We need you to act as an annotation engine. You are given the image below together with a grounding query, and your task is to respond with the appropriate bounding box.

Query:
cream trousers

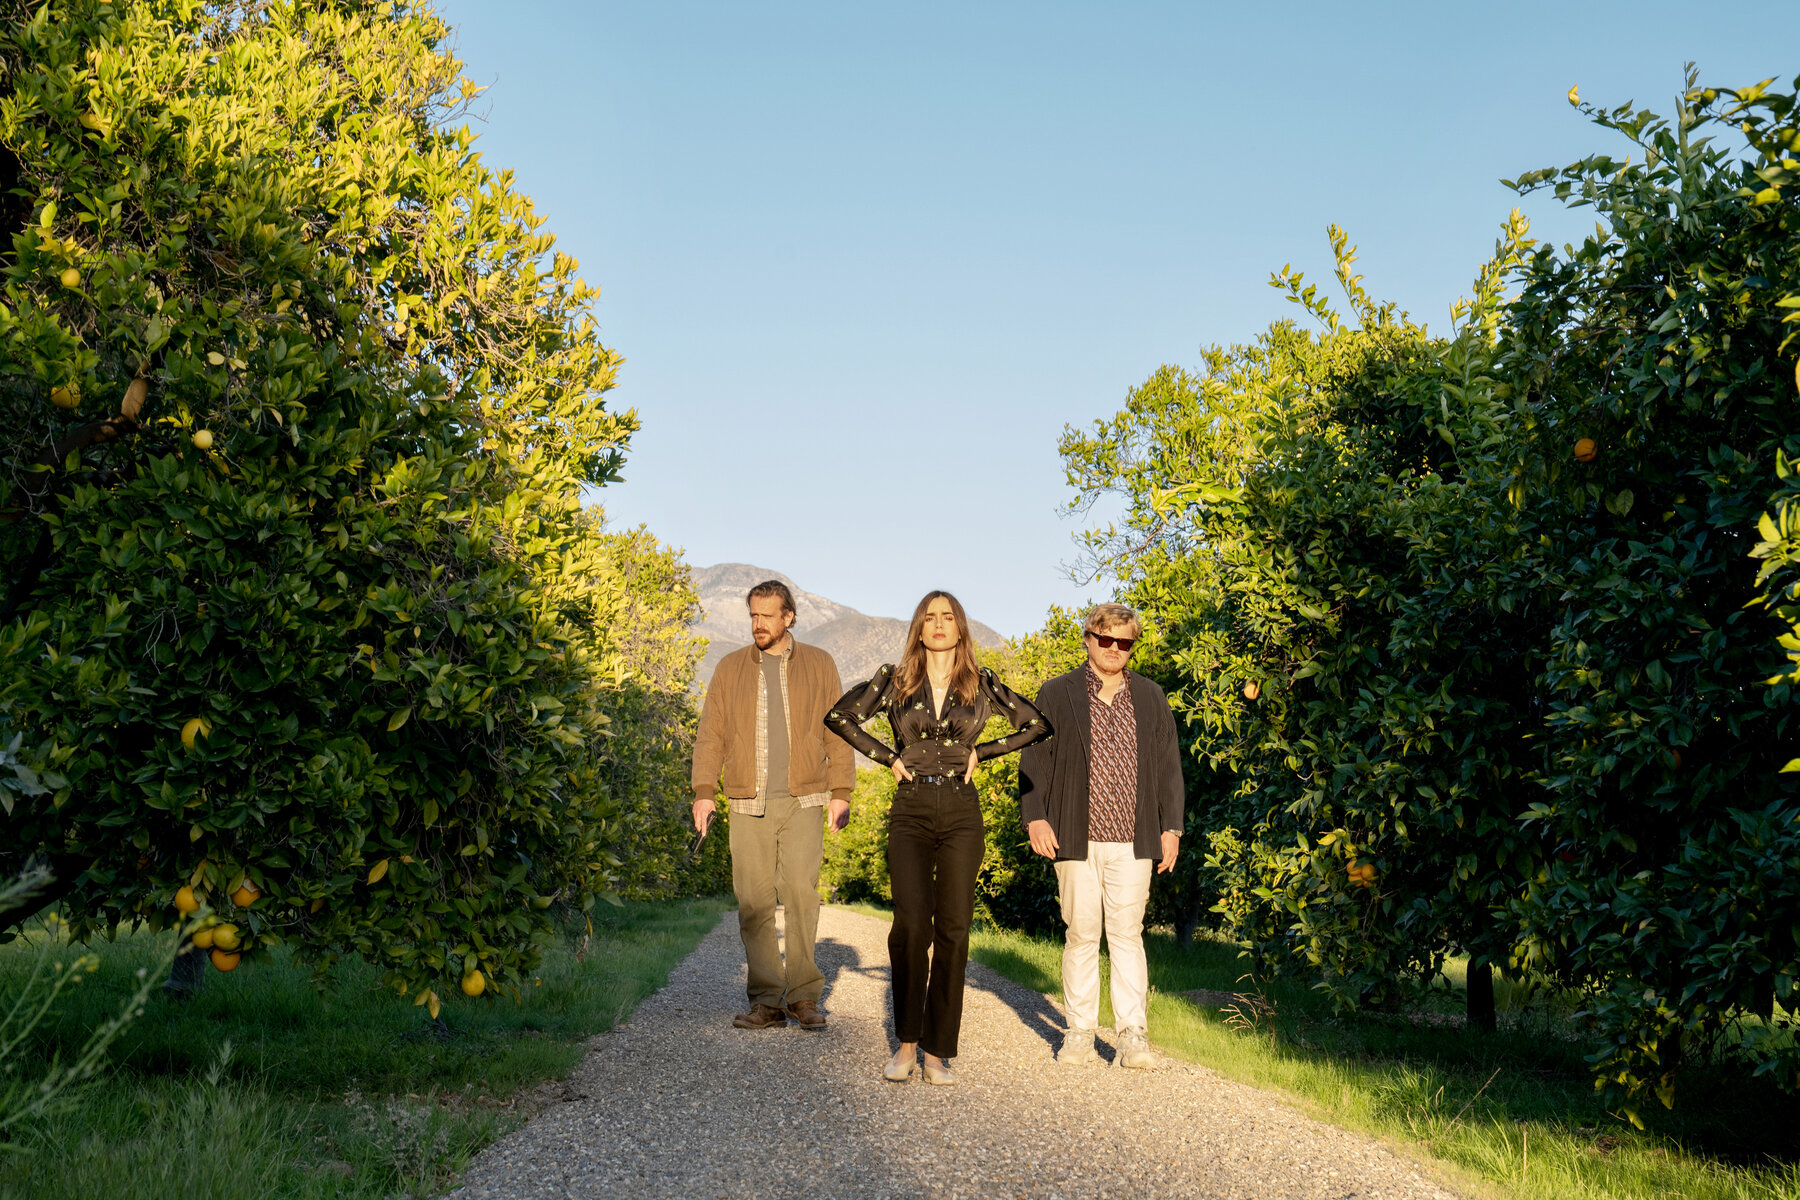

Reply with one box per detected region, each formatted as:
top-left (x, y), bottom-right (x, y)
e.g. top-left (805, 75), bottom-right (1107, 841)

top-left (1055, 841), bottom-right (1154, 1033)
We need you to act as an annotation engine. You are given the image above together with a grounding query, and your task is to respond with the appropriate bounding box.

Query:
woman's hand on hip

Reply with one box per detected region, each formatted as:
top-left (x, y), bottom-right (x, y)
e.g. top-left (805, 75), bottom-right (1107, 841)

top-left (1026, 819), bottom-right (1059, 859)
top-left (889, 758), bottom-right (914, 784)
top-left (962, 747), bottom-right (978, 784)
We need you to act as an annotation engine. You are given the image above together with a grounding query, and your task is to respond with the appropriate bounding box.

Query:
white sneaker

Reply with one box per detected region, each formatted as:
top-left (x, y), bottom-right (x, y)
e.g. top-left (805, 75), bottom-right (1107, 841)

top-left (1117, 1026), bottom-right (1155, 1070)
top-left (1057, 1029), bottom-right (1098, 1065)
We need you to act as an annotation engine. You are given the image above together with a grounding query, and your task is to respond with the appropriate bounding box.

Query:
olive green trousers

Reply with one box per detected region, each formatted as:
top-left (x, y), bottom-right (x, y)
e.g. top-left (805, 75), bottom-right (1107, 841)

top-left (729, 793), bottom-right (825, 1008)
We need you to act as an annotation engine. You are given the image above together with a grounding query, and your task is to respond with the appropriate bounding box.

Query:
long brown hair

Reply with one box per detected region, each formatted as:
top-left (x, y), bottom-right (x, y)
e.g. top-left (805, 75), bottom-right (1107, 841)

top-left (893, 590), bottom-right (982, 705)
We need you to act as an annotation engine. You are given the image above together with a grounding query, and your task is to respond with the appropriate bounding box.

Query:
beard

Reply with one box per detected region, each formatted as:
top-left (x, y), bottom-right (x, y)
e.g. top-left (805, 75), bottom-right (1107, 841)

top-left (752, 625), bottom-right (785, 650)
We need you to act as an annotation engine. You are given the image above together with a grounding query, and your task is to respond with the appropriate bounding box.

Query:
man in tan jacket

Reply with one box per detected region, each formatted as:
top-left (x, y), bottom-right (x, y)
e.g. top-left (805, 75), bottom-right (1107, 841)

top-left (692, 579), bottom-right (854, 1031)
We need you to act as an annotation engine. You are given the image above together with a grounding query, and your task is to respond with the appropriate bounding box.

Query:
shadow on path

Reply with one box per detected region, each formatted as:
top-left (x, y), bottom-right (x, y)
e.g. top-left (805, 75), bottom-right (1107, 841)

top-left (962, 961), bottom-right (1067, 1056)
top-left (450, 905), bottom-right (1465, 1200)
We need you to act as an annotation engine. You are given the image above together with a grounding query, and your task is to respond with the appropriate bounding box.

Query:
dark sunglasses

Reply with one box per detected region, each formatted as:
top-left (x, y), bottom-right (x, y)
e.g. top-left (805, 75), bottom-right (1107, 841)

top-left (1088, 633), bottom-right (1136, 651)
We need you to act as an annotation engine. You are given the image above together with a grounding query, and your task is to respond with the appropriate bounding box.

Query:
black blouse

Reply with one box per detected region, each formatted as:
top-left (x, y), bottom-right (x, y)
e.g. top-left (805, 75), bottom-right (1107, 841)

top-left (825, 664), bottom-right (1053, 777)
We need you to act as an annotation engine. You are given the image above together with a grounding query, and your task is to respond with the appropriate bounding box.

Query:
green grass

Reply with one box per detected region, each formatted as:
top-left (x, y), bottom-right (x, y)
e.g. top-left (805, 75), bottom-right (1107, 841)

top-left (0, 896), bottom-right (730, 1200)
top-left (844, 905), bottom-right (1800, 1200)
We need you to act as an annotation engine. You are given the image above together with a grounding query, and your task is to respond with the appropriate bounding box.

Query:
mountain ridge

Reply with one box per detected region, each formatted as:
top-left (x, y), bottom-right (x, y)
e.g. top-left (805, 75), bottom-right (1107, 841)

top-left (689, 563), bottom-right (1005, 690)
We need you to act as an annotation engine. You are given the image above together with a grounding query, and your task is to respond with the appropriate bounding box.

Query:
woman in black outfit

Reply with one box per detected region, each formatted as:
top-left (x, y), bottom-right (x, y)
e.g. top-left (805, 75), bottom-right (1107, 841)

top-left (825, 590), bottom-right (1050, 1085)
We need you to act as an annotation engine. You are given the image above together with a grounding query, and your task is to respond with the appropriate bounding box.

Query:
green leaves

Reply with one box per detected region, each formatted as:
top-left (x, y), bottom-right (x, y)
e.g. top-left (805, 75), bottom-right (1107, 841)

top-left (0, 0), bottom-right (702, 1008)
top-left (1492, 67), bottom-right (1800, 1106)
top-left (1061, 251), bottom-right (1540, 1010)
top-left (1061, 66), bottom-right (1800, 1107)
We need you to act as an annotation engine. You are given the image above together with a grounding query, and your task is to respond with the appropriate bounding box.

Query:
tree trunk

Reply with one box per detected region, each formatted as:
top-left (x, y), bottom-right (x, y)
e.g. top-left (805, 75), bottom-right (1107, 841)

top-left (1172, 885), bottom-right (1197, 946)
top-left (1750, 976), bottom-right (1776, 1021)
top-left (1466, 959), bottom-right (1496, 1032)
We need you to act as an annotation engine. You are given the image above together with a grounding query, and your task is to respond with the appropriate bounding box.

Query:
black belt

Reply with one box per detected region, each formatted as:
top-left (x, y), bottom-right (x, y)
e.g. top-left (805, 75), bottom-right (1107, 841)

top-left (910, 774), bottom-right (964, 786)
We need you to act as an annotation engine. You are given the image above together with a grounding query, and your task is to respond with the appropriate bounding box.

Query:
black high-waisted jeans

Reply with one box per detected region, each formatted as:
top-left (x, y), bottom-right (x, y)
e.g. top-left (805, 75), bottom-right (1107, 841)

top-left (886, 775), bottom-right (984, 1059)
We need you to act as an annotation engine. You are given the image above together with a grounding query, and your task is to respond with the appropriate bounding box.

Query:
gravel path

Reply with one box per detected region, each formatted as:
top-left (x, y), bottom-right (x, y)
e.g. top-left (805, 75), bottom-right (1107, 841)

top-left (449, 906), bottom-right (1466, 1200)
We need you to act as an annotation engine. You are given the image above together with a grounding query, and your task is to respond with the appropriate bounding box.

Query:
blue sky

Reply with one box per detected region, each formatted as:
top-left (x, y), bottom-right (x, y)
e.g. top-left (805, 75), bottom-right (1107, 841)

top-left (435, 0), bottom-right (1800, 637)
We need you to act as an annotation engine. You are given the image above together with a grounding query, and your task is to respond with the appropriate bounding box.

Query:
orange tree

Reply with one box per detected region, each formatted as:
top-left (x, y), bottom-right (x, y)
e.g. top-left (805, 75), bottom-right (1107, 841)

top-left (1500, 74), bottom-right (1800, 1110)
top-left (1059, 225), bottom-right (1551, 1021)
top-left (1060, 69), bottom-right (1800, 1110)
top-left (584, 521), bottom-right (722, 902)
top-left (0, 0), bottom-right (671, 1012)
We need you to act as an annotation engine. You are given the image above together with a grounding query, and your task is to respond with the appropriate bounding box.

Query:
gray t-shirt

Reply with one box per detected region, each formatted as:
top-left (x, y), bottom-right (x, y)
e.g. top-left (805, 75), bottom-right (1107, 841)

top-left (761, 652), bottom-right (791, 802)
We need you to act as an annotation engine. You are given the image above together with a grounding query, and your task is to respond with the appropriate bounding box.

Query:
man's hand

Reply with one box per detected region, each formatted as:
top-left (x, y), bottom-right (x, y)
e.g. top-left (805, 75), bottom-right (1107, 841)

top-left (1027, 818), bottom-right (1059, 859)
top-left (889, 758), bottom-right (915, 783)
top-left (962, 747), bottom-right (979, 784)
top-left (691, 797), bottom-right (717, 836)
top-left (827, 796), bottom-right (851, 832)
top-left (1157, 830), bottom-right (1181, 874)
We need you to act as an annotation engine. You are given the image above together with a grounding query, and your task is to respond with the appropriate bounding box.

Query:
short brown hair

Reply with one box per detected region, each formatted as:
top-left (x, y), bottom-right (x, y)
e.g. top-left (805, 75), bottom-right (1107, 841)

top-left (1083, 602), bottom-right (1140, 638)
top-left (746, 579), bottom-right (796, 618)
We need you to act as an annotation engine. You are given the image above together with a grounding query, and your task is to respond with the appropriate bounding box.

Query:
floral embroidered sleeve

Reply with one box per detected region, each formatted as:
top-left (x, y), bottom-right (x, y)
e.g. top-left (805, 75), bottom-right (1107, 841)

top-left (823, 665), bottom-right (900, 767)
top-left (973, 667), bottom-right (1053, 762)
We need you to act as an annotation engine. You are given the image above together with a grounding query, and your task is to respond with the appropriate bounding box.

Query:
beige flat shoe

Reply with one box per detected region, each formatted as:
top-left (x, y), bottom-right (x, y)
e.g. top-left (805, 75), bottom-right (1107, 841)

top-left (921, 1059), bottom-right (957, 1086)
top-left (883, 1050), bottom-right (916, 1082)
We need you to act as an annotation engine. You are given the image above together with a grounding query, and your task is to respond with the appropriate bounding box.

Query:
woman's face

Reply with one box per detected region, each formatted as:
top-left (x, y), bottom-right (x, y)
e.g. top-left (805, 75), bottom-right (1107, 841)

top-left (920, 598), bottom-right (960, 652)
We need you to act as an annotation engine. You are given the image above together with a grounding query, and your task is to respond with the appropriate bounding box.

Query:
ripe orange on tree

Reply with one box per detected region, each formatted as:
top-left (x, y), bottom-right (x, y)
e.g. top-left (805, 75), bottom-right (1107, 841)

top-left (461, 969), bottom-right (486, 997)
top-left (1574, 437), bottom-right (1598, 463)
top-left (0, 0), bottom-right (677, 1034)
top-left (210, 949), bottom-right (241, 972)
top-left (173, 885), bottom-right (199, 914)
top-left (231, 879), bottom-right (261, 907)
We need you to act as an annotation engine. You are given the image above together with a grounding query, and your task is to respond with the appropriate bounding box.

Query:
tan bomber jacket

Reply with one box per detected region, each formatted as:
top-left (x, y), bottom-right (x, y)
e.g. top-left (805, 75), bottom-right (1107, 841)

top-left (691, 638), bottom-right (856, 807)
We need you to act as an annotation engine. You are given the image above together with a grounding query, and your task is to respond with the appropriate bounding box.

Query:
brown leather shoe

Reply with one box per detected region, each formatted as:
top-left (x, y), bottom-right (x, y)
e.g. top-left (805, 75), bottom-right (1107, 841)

top-left (732, 1002), bottom-right (788, 1030)
top-left (785, 999), bottom-right (827, 1031)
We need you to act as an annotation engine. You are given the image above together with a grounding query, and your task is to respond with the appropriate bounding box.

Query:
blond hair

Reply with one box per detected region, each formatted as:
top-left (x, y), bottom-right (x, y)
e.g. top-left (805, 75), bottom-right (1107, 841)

top-left (1083, 602), bottom-right (1141, 638)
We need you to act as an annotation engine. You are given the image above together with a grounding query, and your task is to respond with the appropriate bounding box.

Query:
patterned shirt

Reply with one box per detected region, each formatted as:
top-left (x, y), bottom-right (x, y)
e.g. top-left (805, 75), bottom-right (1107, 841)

top-left (738, 637), bottom-right (829, 817)
top-left (1087, 664), bottom-right (1137, 842)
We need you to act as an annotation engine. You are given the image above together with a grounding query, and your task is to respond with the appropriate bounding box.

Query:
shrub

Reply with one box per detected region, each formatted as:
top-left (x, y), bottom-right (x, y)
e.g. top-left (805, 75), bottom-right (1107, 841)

top-left (0, 0), bottom-right (692, 1010)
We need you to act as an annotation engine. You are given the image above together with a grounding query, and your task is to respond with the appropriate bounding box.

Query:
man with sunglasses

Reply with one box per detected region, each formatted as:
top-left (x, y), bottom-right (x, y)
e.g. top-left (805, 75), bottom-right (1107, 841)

top-left (1019, 603), bottom-right (1184, 1070)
